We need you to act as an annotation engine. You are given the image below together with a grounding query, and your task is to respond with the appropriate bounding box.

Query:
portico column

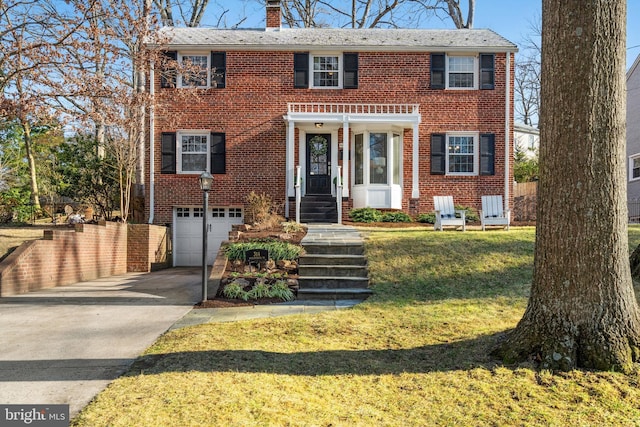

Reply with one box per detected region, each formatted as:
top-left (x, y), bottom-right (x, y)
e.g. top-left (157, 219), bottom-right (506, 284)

top-left (287, 120), bottom-right (295, 198)
top-left (342, 120), bottom-right (349, 197)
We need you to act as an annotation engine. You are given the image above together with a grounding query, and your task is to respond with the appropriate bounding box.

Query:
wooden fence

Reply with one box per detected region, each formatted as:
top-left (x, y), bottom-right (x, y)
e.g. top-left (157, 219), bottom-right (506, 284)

top-left (513, 181), bottom-right (537, 197)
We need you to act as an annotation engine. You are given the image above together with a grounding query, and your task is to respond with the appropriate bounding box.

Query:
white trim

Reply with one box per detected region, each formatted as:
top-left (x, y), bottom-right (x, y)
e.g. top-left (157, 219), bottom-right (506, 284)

top-left (310, 53), bottom-right (343, 89)
top-left (342, 121), bottom-right (349, 198)
top-left (176, 130), bottom-right (210, 174)
top-left (445, 53), bottom-right (479, 90)
top-left (286, 120), bottom-right (295, 202)
top-left (177, 52), bottom-right (210, 88)
top-left (505, 51), bottom-right (511, 210)
top-left (445, 132), bottom-right (479, 176)
top-left (629, 154), bottom-right (640, 182)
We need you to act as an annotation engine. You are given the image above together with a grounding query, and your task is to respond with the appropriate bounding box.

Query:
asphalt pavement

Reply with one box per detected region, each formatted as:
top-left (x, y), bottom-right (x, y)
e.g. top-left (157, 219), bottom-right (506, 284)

top-left (0, 268), bottom-right (357, 418)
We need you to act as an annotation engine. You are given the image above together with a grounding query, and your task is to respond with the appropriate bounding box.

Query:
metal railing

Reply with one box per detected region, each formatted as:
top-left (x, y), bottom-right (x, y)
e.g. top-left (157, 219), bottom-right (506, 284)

top-left (288, 103), bottom-right (419, 115)
top-left (630, 199), bottom-right (640, 223)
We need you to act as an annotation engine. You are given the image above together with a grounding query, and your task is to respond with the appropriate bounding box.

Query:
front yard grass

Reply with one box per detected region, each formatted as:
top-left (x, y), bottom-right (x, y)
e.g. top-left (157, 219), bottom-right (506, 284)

top-left (72, 226), bottom-right (640, 426)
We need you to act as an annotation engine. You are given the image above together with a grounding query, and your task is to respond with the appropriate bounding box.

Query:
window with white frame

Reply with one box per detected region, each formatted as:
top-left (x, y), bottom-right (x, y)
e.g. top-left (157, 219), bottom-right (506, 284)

top-left (229, 208), bottom-right (243, 218)
top-left (211, 208), bottom-right (225, 218)
top-left (178, 132), bottom-right (209, 173)
top-left (179, 53), bottom-right (209, 88)
top-left (630, 155), bottom-right (640, 181)
top-left (312, 54), bottom-right (341, 88)
top-left (193, 207), bottom-right (203, 217)
top-left (353, 130), bottom-right (402, 186)
top-left (176, 207), bottom-right (190, 217)
top-left (447, 133), bottom-right (478, 174)
top-left (431, 53), bottom-right (484, 90)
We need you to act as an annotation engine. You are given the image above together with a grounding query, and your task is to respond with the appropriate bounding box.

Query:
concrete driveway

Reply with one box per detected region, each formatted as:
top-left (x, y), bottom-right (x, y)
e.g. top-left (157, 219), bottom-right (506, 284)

top-left (0, 268), bottom-right (201, 418)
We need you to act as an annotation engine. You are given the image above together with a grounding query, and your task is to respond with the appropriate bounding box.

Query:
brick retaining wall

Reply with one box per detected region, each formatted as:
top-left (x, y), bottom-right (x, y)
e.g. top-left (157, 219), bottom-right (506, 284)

top-left (0, 222), bottom-right (171, 297)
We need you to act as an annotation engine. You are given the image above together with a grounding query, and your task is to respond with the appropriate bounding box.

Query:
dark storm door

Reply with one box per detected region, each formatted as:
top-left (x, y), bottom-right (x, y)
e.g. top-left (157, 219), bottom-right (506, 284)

top-left (306, 134), bottom-right (331, 195)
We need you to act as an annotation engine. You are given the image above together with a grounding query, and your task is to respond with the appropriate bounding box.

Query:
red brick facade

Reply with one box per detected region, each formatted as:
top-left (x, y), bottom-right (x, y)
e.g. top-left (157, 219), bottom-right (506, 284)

top-left (147, 32), bottom-right (515, 226)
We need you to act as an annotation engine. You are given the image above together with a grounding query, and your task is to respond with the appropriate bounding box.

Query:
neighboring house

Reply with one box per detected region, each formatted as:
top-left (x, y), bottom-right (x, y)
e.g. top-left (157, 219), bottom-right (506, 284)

top-left (627, 54), bottom-right (640, 210)
top-left (514, 122), bottom-right (539, 158)
top-left (146, 0), bottom-right (517, 266)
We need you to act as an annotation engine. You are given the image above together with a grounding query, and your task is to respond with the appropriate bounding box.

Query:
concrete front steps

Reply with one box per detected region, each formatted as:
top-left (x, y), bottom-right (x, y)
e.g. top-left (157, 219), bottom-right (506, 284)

top-left (297, 224), bottom-right (372, 301)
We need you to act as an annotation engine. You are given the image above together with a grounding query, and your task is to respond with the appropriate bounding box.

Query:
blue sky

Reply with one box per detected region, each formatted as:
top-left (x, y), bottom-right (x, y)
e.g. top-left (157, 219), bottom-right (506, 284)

top-left (212, 0), bottom-right (640, 69)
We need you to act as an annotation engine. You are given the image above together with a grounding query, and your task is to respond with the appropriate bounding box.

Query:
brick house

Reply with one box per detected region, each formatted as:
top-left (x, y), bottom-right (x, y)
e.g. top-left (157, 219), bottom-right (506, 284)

top-left (146, 0), bottom-right (517, 266)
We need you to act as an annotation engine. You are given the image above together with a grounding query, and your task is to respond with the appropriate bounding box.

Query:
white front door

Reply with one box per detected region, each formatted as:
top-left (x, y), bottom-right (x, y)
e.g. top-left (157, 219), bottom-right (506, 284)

top-left (173, 207), bottom-right (243, 266)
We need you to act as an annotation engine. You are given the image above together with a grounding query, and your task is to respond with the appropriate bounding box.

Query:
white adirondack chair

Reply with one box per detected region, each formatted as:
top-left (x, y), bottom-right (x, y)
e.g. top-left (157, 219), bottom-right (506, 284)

top-left (480, 195), bottom-right (511, 231)
top-left (433, 196), bottom-right (466, 231)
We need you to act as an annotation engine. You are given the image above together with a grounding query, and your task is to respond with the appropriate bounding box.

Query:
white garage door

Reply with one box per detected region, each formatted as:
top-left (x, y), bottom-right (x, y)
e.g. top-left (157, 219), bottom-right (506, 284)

top-left (174, 207), bottom-right (244, 266)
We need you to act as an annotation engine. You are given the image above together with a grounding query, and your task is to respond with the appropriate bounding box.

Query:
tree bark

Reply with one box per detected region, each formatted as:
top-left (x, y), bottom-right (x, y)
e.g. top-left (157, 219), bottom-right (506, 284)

top-left (21, 119), bottom-right (41, 210)
top-left (494, 0), bottom-right (640, 372)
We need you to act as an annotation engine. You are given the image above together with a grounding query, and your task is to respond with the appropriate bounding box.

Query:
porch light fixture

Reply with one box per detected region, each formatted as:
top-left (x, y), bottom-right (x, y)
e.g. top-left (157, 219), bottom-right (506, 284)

top-left (199, 171), bottom-right (213, 304)
top-left (314, 122), bottom-right (324, 128)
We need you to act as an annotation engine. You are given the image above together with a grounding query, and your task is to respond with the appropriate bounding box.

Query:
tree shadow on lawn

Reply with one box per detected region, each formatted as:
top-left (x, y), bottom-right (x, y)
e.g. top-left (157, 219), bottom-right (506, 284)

top-left (127, 331), bottom-right (511, 377)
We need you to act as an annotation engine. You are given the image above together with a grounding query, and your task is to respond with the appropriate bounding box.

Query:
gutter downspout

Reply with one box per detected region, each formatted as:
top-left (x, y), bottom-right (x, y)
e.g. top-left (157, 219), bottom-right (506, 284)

top-left (148, 60), bottom-right (155, 224)
top-left (504, 52), bottom-right (511, 211)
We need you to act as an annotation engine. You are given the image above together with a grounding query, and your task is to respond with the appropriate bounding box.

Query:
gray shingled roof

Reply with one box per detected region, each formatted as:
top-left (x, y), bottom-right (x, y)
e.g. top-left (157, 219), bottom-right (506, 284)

top-left (156, 27), bottom-right (517, 52)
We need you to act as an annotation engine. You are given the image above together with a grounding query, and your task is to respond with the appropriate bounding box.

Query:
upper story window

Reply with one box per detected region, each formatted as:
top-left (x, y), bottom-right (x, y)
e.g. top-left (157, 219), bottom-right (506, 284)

top-left (179, 53), bottom-right (209, 88)
top-left (448, 56), bottom-right (475, 88)
top-left (312, 55), bottom-right (341, 88)
top-left (294, 52), bottom-right (358, 89)
top-left (160, 51), bottom-right (226, 89)
top-left (430, 53), bottom-right (494, 90)
top-left (431, 132), bottom-right (495, 176)
top-left (160, 131), bottom-right (226, 175)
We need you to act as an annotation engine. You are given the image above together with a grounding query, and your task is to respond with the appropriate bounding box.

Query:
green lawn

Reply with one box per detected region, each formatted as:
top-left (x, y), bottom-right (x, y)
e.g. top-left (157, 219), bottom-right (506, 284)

top-left (72, 226), bottom-right (640, 426)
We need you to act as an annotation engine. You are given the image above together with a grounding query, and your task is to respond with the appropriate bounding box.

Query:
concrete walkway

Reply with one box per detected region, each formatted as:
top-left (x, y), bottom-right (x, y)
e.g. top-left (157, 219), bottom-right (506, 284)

top-left (0, 267), bottom-right (358, 418)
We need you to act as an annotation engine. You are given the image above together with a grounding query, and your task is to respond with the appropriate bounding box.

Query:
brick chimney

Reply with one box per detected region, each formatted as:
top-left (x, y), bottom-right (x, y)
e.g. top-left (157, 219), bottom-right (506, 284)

top-left (266, 0), bottom-right (281, 30)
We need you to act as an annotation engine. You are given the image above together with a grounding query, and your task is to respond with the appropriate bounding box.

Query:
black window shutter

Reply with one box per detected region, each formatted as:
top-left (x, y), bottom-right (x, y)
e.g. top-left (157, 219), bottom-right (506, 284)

top-left (160, 51), bottom-right (177, 88)
top-left (480, 54), bottom-right (495, 90)
top-left (430, 53), bottom-right (445, 90)
top-left (343, 53), bottom-right (358, 89)
top-left (480, 133), bottom-right (495, 175)
top-left (211, 52), bottom-right (226, 88)
top-left (210, 133), bottom-right (226, 174)
top-left (161, 132), bottom-right (176, 174)
top-left (294, 52), bottom-right (309, 88)
top-left (431, 134), bottom-right (446, 175)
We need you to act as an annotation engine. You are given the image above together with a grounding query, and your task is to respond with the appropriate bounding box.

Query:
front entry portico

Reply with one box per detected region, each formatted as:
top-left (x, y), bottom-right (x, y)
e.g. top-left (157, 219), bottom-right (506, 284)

top-left (284, 103), bottom-right (421, 220)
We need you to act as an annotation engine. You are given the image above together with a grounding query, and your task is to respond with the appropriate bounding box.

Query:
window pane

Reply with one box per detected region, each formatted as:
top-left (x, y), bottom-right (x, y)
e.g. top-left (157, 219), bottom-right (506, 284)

top-left (181, 134), bottom-right (208, 172)
top-left (448, 56), bottom-right (474, 88)
top-left (634, 158), bottom-right (640, 179)
top-left (313, 56), bottom-right (339, 87)
top-left (355, 134), bottom-right (364, 185)
top-left (448, 135), bottom-right (475, 173)
top-left (370, 133), bottom-right (387, 184)
top-left (393, 134), bottom-right (401, 185)
top-left (182, 154), bottom-right (207, 171)
top-left (181, 55), bottom-right (208, 87)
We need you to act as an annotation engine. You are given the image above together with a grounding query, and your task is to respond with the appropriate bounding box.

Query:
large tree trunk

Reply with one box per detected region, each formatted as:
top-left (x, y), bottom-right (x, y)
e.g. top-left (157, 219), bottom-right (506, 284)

top-left (494, 0), bottom-right (640, 372)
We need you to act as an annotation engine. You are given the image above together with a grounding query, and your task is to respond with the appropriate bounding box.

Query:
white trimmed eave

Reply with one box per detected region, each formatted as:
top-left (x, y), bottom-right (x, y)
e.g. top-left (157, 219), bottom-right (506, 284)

top-left (155, 44), bottom-right (517, 54)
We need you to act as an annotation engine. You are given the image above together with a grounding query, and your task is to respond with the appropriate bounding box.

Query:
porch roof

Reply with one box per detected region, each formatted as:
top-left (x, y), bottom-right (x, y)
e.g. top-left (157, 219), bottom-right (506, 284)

top-left (284, 103), bottom-right (421, 126)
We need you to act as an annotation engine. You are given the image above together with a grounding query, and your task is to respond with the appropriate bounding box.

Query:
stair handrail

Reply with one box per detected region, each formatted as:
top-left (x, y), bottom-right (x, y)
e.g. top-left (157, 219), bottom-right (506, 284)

top-left (295, 165), bottom-right (301, 223)
top-left (336, 165), bottom-right (343, 224)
